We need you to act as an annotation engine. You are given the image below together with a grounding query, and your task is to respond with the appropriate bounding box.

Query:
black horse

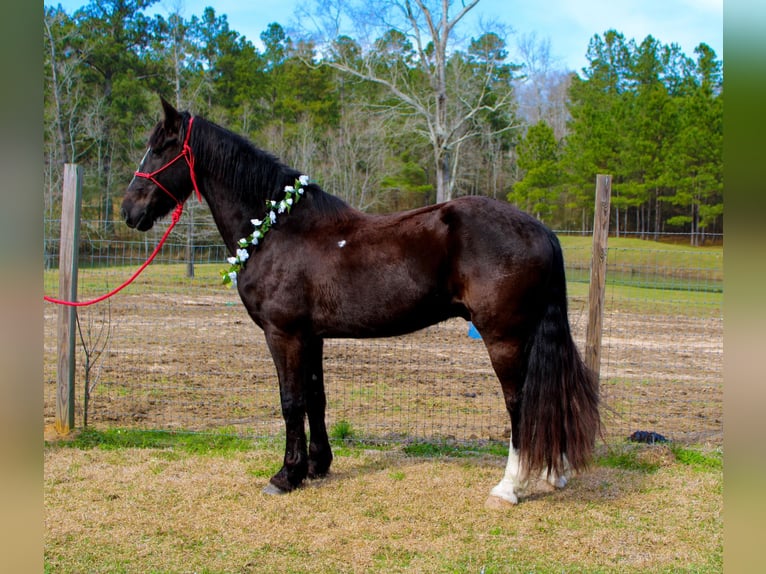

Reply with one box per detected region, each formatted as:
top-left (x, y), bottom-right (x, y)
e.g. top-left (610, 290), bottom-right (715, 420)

top-left (122, 98), bottom-right (600, 505)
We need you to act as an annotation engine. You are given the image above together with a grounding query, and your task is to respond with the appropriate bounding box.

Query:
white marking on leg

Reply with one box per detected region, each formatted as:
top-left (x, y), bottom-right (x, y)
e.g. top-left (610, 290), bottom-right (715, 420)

top-left (489, 434), bottom-right (522, 504)
top-left (541, 453), bottom-right (570, 489)
top-left (337, 240), bottom-right (346, 248)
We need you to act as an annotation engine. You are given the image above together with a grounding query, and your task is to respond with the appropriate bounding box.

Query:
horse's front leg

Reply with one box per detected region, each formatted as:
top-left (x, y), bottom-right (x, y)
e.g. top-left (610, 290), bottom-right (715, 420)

top-left (305, 336), bottom-right (333, 479)
top-left (263, 329), bottom-right (310, 494)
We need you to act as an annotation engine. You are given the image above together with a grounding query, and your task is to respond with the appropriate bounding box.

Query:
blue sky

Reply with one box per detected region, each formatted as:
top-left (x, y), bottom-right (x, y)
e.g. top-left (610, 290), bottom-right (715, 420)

top-left (48, 0), bottom-right (723, 72)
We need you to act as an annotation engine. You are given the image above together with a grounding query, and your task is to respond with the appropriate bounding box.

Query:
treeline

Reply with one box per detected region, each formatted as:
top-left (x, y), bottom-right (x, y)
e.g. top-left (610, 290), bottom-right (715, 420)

top-left (44, 0), bottom-right (722, 244)
top-left (513, 31), bottom-right (723, 243)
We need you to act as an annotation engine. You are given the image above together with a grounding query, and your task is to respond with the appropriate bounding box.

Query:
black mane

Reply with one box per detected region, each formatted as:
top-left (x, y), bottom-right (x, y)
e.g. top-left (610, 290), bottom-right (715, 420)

top-left (188, 114), bottom-right (349, 219)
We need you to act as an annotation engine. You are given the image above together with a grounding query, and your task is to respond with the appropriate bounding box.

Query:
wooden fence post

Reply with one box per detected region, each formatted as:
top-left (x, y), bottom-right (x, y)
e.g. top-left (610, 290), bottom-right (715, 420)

top-left (55, 164), bottom-right (83, 434)
top-left (585, 174), bottom-right (611, 381)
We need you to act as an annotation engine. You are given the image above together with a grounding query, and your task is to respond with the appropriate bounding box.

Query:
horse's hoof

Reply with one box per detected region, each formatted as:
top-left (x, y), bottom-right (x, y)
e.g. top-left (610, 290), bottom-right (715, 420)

top-left (307, 463), bottom-right (331, 479)
top-left (262, 483), bottom-right (289, 496)
top-left (548, 474), bottom-right (568, 489)
top-left (485, 494), bottom-right (517, 509)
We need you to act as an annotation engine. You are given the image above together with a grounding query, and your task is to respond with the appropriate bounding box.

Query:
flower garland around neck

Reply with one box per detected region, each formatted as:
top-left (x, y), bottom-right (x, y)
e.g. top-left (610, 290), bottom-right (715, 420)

top-left (220, 174), bottom-right (309, 287)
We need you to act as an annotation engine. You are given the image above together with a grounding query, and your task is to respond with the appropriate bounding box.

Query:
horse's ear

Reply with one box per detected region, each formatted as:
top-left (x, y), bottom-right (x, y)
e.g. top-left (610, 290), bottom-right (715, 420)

top-left (159, 96), bottom-right (182, 134)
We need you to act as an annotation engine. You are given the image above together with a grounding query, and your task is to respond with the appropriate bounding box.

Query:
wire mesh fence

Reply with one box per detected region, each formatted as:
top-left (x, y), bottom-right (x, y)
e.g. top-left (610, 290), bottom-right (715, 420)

top-left (43, 210), bottom-right (723, 446)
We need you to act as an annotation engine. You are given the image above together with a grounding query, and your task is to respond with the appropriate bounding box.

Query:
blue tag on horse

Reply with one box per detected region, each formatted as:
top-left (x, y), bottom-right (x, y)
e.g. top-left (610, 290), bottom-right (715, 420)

top-left (467, 322), bottom-right (482, 339)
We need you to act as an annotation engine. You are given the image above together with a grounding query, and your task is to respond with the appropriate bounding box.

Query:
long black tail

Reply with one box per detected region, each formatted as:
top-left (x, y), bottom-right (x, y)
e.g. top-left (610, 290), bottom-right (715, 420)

top-left (517, 231), bottom-right (601, 480)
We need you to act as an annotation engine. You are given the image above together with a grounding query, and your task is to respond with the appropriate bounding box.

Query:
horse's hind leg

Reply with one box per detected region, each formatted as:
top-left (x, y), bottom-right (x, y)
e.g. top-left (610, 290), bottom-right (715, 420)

top-left (482, 336), bottom-right (527, 506)
top-left (483, 335), bottom-right (570, 507)
top-left (305, 336), bottom-right (333, 479)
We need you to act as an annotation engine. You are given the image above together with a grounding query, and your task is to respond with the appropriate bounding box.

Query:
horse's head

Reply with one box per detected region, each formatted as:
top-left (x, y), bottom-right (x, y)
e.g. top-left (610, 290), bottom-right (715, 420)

top-left (121, 97), bottom-right (196, 231)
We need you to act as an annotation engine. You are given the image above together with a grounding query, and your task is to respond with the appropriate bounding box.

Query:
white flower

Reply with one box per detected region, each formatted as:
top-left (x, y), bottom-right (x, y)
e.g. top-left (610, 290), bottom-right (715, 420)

top-left (221, 176), bottom-right (309, 286)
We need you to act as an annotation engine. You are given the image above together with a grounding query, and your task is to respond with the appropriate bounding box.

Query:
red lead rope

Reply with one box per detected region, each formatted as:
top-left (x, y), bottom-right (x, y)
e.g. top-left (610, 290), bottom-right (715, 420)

top-left (44, 203), bottom-right (185, 307)
top-left (44, 117), bottom-right (201, 307)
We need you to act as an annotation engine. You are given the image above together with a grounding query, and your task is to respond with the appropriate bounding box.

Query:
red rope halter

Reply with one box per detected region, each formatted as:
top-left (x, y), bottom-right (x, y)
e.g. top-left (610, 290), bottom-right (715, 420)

top-left (44, 117), bottom-right (202, 307)
top-left (133, 116), bottom-right (202, 204)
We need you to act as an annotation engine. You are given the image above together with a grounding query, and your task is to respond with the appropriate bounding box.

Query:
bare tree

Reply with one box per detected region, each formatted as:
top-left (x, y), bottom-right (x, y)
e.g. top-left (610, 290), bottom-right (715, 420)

top-left (44, 7), bottom-right (93, 220)
top-left (304, 0), bottom-right (519, 202)
top-left (44, 11), bottom-right (68, 168)
top-left (325, 102), bottom-right (392, 210)
top-left (75, 304), bottom-right (113, 428)
top-left (514, 32), bottom-right (572, 140)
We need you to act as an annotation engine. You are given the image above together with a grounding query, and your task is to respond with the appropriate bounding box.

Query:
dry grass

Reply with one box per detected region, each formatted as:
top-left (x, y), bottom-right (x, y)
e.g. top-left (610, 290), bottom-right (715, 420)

top-left (44, 433), bottom-right (722, 573)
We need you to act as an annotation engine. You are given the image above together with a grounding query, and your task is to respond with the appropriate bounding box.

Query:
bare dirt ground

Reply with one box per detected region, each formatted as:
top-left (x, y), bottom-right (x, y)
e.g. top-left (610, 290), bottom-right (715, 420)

top-left (43, 290), bottom-right (723, 446)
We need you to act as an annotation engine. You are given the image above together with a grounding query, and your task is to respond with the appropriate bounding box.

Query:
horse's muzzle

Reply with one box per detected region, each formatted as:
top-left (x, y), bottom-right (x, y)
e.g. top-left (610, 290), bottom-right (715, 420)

top-left (121, 202), bottom-right (154, 231)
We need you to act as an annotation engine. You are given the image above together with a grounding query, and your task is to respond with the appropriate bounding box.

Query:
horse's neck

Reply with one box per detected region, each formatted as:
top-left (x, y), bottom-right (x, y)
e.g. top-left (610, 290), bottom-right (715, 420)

top-left (200, 179), bottom-right (263, 254)
top-left (193, 124), bottom-right (290, 253)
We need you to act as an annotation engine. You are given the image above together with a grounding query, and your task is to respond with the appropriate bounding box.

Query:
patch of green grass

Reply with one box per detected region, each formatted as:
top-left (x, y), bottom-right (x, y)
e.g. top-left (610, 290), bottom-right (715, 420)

top-left (559, 235), bottom-right (723, 272)
top-left (595, 442), bottom-right (723, 476)
top-left (388, 470), bottom-right (406, 481)
top-left (402, 439), bottom-right (507, 458)
top-left (48, 428), bottom-right (723, 481)
top-left (330, 419), bottom-right (355, 441)
top-left (670, 444), bottom-right (722, 470)
top-left (44, 263), bottom-right (229, 297)
top-left (246, 460), bottom-right (282, 479)
top-left (558, 235), bottom-right (724, 316)
top-left (328, 439), bottom-right (393, 459)
top-left (596, 445), bottom-right (662, 473)
top-left (566, 279), bottom-right (721, 316)
top-left (48, 427), bottom-right (256, 455)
